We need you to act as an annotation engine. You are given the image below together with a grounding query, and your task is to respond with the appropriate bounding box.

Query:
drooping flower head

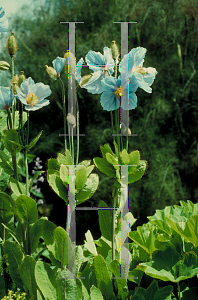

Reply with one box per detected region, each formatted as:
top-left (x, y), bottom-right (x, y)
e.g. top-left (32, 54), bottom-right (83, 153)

top-left (0, 87), bottom-right (14, 110)
top-left (119, 47), bottom-right (157, 93)
top-left (0, 7), bottom-right (8, 33)
top-left (17, 77), bottom-right (51, 111)
top-left (100, 74), bottom-right (139, 111)
top-left (52, 56), bottom-right (66, 77)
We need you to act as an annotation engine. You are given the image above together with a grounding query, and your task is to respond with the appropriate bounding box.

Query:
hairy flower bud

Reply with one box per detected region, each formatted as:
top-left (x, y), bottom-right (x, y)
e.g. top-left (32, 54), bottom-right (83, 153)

top-left (0, 61), bottom-right (10, 70)
top-left (79, 74), bottom-right (93, 88)
top-left (121, 122), bottom-right (131, 136)
top-left (11, 74), bottom-right (20, 94)
top-left (111, 41), bottom-right (119, 60)
top-left (67, 113), bottom-right (76, 128)
top-left (19, 71), bottom-right (26, 86)
top-left (6, 32), bottom-right (18, 57)
top-left (45, 65), bottom-right (57, 80)
top-left (64, 50), bottom-right (75, 74)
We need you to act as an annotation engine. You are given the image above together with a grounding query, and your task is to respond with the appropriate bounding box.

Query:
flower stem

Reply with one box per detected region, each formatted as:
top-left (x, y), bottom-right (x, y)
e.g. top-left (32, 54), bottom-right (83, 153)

top-left (71, 127), bottom-right (74, 164)
top-left (76, 93), bottom-right (79, 165)
top-left (112, 186), bottom-right (118, 262)
top-left (11, 56), bottom-right (16, 129)
top-left (7, 108), bottom-right (18, 181)
top-left (24, 150), bottom-right (29, 196)
top-left (110, 111), bottom-right (115, 145)
top-left (58, 77), bottom-right (67, 153)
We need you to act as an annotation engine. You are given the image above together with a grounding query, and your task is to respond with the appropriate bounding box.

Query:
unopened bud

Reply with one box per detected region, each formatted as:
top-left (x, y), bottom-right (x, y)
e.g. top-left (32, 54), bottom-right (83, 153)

top-left (67, 113), bottom-right (76, 128)
top-left (45, 65), bottom-right (57, 80)
top-left (79, 74), bottom-right (93, 88)
top-left (64, 50), bottom-right (75, 74)
top-left (111, 41), bottom-right (119, 60)
top-left (6, 32), bottom-right (18, 57)
top-left (0, 61), bottom-right (10, 70)
top-left (11, 74), bottom-right (20, 95)
top-left (19, 71), bottom-right (26, 86)
top-left (121, 122), bottom-right (131, 136)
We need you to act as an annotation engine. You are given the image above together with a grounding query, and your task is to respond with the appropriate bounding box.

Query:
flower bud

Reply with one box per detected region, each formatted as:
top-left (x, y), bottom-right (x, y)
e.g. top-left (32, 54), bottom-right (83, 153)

top-left (0, 61), bottom-right (10, 70)
top-left (121, 122), bottom-right (131, 136)
top-left (67, 113), bottom-right (76, 128)
top-left (11, 74), bottom-right (20, 95)
top-left (79, 74), bottom-right (93, 88)
top-left (6, 32), bottom-right (18, 57)
top-left (45, 65), bottom-right (57, 80)
top-left (111, 41), bottom-right (119, 60)
top-left (64, 50), bottom-right (75, 74)
top-left (19, 71), bottom-right (26, 86)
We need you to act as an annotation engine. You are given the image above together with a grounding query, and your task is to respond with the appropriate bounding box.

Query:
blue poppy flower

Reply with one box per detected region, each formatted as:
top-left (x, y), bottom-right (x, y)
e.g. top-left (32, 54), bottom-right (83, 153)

top-left (17, 77), bottom-right (51, 111)
top-left (52, 56), bottom-right (66, 77)
top-left (100, 74), bottom-right (139, 111)
top-left (0, 87), bottom-right (14, 110)
top-left (119, 47), bottom-right (157, 93)
top-left (0, 7), bottom-right (8, 33)
top-left (84, 47), bottom-right (115, 94)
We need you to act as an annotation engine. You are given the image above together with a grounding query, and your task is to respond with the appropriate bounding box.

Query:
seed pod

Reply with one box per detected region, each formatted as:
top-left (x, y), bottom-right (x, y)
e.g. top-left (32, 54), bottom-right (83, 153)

top-left (0, 61), bottom-right (10, 70)
top-left (6, 32), bottom-right (18, 57)
top-left (67, 113), bottom-right (76, 128)
top-left (111, 41), bottom-right (119, 60)
top-left (121, 122), bottom-right (131, 136)
top-left (19, 71), bottom-right (26, 86)
top-left (45, 65), bottom-right (57, 80)
top-left (64, 50), bottom-right (75, 74)
top-left (11, 74), bottom-right (20, 94)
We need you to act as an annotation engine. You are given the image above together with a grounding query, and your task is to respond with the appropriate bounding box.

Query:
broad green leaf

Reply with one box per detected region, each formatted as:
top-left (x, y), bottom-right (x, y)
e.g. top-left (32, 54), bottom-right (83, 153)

top-left (48, 174), bottom-right (68, 204)
top-left (166, 214), bottom-right (198, 248)
top-left (42, 220), bottom-right (57, 245)
top-left (57, 152), bottom-right (68, 165)
top-left (0, 191), bottom-right (15, 210)
top-left (93, 157), bottom-right (116, 178)
top-left (98, 201), bottom-right (112, 241)
top-left (0, 166), bottom-right (9, 192)
top-left (76, 166), bottom-right (87, 191)
top-left (90, 285), bottom-right (103, 300)
top-left (128, 223), bottom-right (158, 257)
top-left (137, 246), bottom-right (198, 283)
top-left (48, 158), bottom-right (60, 171)
top-left (147, 208), bottom-right (173, 236)
top-left (35, 261), bottom-right (57, 300)
top-left (1, 223), bottom-right (24, 253)
top-left (55, 269), bottom-right (82, 300)
top-left (94, 255), bottom-right (116, 300)
top-left (0, 161), bottom-right (14, 175)
top-left (78, 159), bottom-right (91, 168)
top-left (30, 218), bottom-right (46, 253)
top-left (109, 259), bottom-right (128, 300)
top-left (3, 129), bottom-right (23, 152)
top-left (86, 165), bottom-right (94, 177)
top-left (15, 194), bottom-right (38, 224)
top-left (129, 279), bottom-right (173, 300)
top-left (25, 130), bottom-right (42, 151)
top-left (128, 160), bottom-right (147, 184)
top-left (0, 115), bottom-right (8, 134)
top-left (84, 230), bottom-right (97, 256)
top-left (10, 177), bottom-right (26, 196)
top-left (100, 143), bottom-right (115, 159)
top-left (106, 153), bottom-right (119, 170)
top-left (53, 226), bottom-right (73, 267)
top-left (76, 173), bottom-right (99, 204)
top-left (128, 150), bottom-right (140, 174)
top-left (121, 149), bottom-right (130, 165)
top-left (3, 241), bottom-right (24, 290)
top-left (19, 256), bottom-right (37, 298)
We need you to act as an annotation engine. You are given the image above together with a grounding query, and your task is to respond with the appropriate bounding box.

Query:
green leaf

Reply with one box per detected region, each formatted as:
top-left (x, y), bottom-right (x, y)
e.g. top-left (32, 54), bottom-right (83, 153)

top-left (128, 160), bottom-right (147, 184)
top-left (98, 201), bottom-right (112, 241)
top-left (30, 218), bottom-right (46, 253)
top-left (128, 150), bottom-right (140, 174)
top-left (100, 143), bottom-right (115, 159)
top-left (25, 130), bottom-right (43, 151)
top-left (94, 255), bottom-right (116, 300)
top-left (3, 241), bottom-right (24, 290)
top-left (35, 261), bottom-right (57, 300)
top-left (0, 115), bottom-right (8, 134)
top-left (90, 285), bottom-right (103, 300)
top-left (3, 129), bottom-right (23, 153)
top-left (93, 157), bottom-right (116, 178)
top-left (15, 194), bottom-right (38, 224)
top-left (106, 153), bottom-right (119, 170)
top-left (76, 173), bottom-right (99, 205)
top-left (121, 149), bottom-right (130, 165)
top-left (53, 226), bottom-right (73, 267)
top-left (84, 230), bottom-right (98, 256)
top-left (76, 166), bottom-right (87, 191)
top-left (10, 177), bottom-right (26, 196)
top-left (19, 255), bottom-right (37, 298)
top-left (48, 173), bottom-right (68, 204)
top-left (109, 259), bottom-right (128, 299)
top-left (42, 220), bottom-right (57, 245)
top-left (0, 166), bottom-right (10, 191)
top-left (57, 152), bottom-right (68, 165)
top-left (0, 161), bottom-right (14, 175)
top-left (48, 158), bottom-right (60, 171)
top-left (86, 165), bottom-right (94, 177)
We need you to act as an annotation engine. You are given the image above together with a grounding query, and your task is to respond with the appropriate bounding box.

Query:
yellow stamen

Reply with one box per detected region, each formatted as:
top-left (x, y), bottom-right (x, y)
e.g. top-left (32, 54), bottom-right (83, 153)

top-left (114, 86), bottom-right (126, 99)
top-left (135, 66), bottom-right (148, 77)
top-left (26, 93), bottom-right (38, 106)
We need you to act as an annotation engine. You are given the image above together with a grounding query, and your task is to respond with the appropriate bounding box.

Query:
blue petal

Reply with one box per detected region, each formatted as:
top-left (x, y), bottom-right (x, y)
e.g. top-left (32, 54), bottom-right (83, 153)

top-left (0, 16), bottom-right (8, 33)
top-left (85, 50), bottom-right (104, 72)
top-left (133, 73), bottom-right (152, 93)
top-left (103, 47), bottom-right (114, 74)
top-left (52, 57), bottom-right (66, 74)
top-left (100, 91), bottom-right (120, 111)
top-left (33, 83), bottom-right (51, 101)
top-left (0, 7), bottom-right (5, 18)
top-left (75, 58), bottom-right (84, 83)
top-left (101, 76), bottom-right (118, 92)
top-left (143, 68), bottom-right (157, 86)
top-left (121, 92), bottom-right (137, 110)
top-left (20, 77), bottom-right (35, 96)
